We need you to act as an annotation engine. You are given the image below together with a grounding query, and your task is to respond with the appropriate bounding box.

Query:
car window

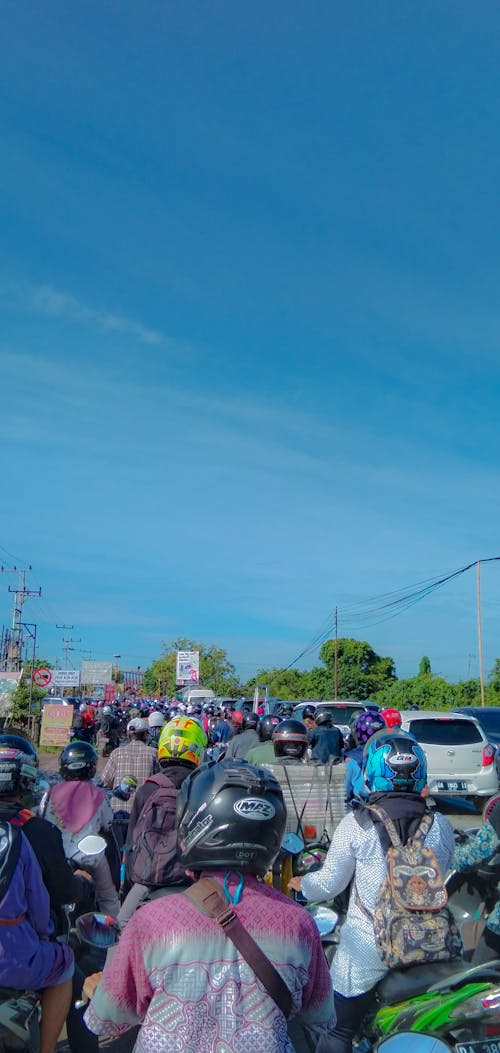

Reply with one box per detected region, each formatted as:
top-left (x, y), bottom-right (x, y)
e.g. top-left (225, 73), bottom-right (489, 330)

top-left (408, 718), bottom-right (483, 745)
top-left (319, 705), bottom-right (363, 723)
top-left (473, 713), bottom-right (500, 738)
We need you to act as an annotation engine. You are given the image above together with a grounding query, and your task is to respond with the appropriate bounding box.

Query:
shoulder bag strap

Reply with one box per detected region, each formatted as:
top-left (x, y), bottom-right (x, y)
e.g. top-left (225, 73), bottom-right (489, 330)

top-left (183, 877), bottom-right (292, 1019)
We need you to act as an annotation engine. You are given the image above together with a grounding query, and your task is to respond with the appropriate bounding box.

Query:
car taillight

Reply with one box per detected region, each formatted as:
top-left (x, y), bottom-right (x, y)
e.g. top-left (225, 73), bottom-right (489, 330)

top-left (482, 743), bottom-right (495, 767)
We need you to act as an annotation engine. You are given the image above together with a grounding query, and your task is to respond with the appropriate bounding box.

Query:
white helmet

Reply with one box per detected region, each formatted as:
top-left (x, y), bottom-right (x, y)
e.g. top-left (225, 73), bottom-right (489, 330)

top-left (127, 717), bottom-right (149, 734)
top-left (148, 711), bottom-right (164, 728)
top-left (102, 705), bottom-right (112, 715)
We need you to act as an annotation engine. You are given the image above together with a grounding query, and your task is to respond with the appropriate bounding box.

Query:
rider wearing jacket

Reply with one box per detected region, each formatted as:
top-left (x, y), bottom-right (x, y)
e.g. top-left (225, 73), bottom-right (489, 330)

top-left (41, 742), bottom-right (120, 918)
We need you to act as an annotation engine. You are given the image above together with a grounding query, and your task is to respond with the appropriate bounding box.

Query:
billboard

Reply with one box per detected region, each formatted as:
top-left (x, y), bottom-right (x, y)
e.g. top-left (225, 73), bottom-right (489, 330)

top-left (176, 650), bottom-right (200, 687)
top-left (80, 661), bottom-right (113, 686)
top-left (0, 672), bottom-right (22, 716)
top-left (39, 703), bottom-right (74, 747)
top-left (52, 669), bottom-right (80, 688)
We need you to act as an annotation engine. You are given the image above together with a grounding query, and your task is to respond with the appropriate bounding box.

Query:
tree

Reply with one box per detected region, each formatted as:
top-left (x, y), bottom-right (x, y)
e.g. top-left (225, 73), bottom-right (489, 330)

top-left (319, 639), bottom-right (396, 700)
top-left (9, 659), bottom-right (52, 726)
top-left (418, 656), bottom-right (432, 677)
top-left (373, 674), bottom-right (459, 710)
top-left (144, 638), bottom-right (240, 697)
top-left (243, 668), bottom-right (305, 701)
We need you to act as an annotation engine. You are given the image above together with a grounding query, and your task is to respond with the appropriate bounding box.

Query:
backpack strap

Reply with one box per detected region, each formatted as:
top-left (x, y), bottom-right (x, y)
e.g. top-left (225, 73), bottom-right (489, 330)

top-left (365, 804), bottom-right (403, 850)
top-left (183, 877), bottom-right (292, 1019)
top-left (410, 809), bottom-right (434, 844)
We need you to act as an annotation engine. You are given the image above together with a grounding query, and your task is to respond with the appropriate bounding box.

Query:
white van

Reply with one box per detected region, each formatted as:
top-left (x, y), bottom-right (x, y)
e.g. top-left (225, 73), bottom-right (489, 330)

top-left (183, 686), bottom-right (215, 708)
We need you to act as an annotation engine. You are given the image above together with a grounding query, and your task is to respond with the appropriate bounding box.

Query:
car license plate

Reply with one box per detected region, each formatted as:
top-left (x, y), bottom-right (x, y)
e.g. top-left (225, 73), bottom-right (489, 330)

top-left (455, 1043), bottom-right (500, 1053)
top-left (436, 780), bottom-right (468, 791)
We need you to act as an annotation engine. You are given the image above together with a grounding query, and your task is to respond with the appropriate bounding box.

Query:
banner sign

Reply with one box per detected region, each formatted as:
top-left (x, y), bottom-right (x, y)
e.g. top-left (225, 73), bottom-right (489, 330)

top-left (176, 650), bottom-right (200, 687)
top-left (80, 661), bottom-right (113, 686)
top-left (104, 683), bottom-right (116, 702)
top-left (53, 669), bottom-right (80, 688)
top-left (39, 703), bottom-right (74, 747)
top-left (0, 672), bottom-right (22, 716)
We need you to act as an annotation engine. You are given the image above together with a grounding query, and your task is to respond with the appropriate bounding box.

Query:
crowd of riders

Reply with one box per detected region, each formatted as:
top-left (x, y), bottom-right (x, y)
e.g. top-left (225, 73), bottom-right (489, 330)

top-left (0, 697), bottom-right (499, 1052)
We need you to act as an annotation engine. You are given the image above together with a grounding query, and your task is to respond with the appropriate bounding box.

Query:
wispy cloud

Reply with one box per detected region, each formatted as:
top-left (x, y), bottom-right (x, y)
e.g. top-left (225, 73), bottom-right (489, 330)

top-left (1, 278), bottom-right (165, 346)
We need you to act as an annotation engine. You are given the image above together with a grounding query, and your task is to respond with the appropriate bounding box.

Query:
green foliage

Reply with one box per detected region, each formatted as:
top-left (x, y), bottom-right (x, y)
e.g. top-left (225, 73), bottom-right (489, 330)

top-left (9, 660), bottom-right (49, 725)
top-left (418, 656), bottom-right (432, 676)
top-left (144, 638), bottom-right (240, 697)
top-left (319, 638), bottom-right (396, 700)
top-left (373, 674), bottom-right (458, 710)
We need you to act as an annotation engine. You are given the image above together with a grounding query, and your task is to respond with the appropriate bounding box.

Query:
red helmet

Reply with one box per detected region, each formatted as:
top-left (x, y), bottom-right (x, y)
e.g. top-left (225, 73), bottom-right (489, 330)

top-left (231, 710), bottom-right (244, 727)
top-left (381, 708), bottom-right (402, 729)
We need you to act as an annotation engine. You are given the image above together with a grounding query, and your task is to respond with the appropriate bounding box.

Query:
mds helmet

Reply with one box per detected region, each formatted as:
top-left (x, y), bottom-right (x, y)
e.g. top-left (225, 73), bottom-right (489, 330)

top-left (177, 759), bottom-right (286, 874)
top-left (272, 719), bottom-right (308, 759)
top-left (363, 729), bottom-right (427, 794)
top-left (259, 715), bottom-right (280, 741)
top-left (350, 710), bottom-right (386, 746)
top-left (157, 716), bottom-right (207, 768)
top-left (60, 741), bottom-right (97, 781)
top-left (243, 712), bottom-right (259, 731)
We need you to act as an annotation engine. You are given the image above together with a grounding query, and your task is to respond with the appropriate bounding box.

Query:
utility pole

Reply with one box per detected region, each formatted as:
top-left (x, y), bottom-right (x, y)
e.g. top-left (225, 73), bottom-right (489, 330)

top-left (56, 625), bottom-right (74, 668)
top-left (0, 565), bottom-right (41, 672)
top-left (477, 560), bottom-right (485, 706)
top-left (61, 637), bottom-right (81, 668)
top-left (334, 606), bottom-right (339, 701)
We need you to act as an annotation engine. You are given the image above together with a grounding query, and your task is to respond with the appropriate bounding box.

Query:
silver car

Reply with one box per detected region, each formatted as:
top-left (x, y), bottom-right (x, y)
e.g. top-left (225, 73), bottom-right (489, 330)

top-left (399, 710), bottom-right (498, 806)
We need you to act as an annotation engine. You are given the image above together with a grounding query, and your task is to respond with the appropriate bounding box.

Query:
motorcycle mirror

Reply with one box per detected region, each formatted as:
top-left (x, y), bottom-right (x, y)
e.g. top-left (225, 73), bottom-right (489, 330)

top-left (309, 905), bottom-right (338, 936)
top-left (375, 1034), bottom-right (453, 1053)
top-left (77, 835), bottom-right (107, 857)
top-left (282, 832), bottom-right (304, 855)
top-left (76, 911), bottom-right (120, 948)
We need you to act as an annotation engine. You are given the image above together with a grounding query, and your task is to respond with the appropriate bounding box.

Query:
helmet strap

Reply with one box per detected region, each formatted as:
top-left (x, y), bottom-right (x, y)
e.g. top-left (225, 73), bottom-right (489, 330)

top-left (223, 870), bottom-right (244, 904)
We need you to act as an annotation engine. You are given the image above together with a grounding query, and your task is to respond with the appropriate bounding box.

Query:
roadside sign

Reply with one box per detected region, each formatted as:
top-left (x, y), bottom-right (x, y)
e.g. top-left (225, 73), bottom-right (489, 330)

top-left (176, 651), bottom-right (200, 687)
top-left (33, 667), bottom-right (52, 688)
top-left (40, 703), bottom-right (73, 747)
top-left (52, 669), bottom-right (80, 688)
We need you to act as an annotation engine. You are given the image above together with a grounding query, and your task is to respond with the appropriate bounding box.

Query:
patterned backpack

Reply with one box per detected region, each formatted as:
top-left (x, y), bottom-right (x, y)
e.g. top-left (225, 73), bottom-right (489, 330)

top-left (355, 803), bottom-right (462, 969)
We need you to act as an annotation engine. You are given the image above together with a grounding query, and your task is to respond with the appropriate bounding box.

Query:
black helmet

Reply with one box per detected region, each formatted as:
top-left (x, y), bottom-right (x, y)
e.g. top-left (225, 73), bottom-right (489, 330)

top-left (243, 712), bottom-right (259, 731)
top-left (272, 719), bottom-right (308, 759)
top-left (0, 736), bottom-right (38, 795)
top-left (302, 705), bottom-right (316, 721)
top-left (0, 734), bottom-right (38, 768)
top-left (314, 710), bottom-right (333, 728)
top-left (177, 759), bottom-right (286, 875)
top-left (60, 741), bottom-right (97, 781)
top-left (0, 749), bottom-right (24, 796)
top-left (259, 715), bottom-right (280, 742)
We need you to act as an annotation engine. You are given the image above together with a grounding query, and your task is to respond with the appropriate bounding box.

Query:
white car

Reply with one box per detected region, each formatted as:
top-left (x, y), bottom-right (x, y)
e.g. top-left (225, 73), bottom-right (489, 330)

top-left (399, 710), bottom-right (498, 806)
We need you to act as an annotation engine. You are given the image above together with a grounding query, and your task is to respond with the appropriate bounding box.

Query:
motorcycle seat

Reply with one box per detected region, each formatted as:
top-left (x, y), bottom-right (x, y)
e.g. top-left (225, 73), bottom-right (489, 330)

top-left (377, 957), bottom-right (467, 1002)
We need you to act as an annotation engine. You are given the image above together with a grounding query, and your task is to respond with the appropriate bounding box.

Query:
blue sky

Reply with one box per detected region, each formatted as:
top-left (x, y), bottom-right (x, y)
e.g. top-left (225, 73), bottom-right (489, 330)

top-left (1, 2), bottom-right (500, 683)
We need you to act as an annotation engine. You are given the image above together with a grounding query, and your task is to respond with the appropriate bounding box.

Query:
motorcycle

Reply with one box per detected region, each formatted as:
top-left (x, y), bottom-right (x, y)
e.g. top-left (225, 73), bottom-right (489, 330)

top-left (0, 837), bottom-right (119, 1053)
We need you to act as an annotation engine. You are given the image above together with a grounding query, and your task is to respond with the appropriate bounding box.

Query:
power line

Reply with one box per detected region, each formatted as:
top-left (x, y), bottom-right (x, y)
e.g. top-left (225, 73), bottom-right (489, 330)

top-left (283, 557), bottom-right (500, 671)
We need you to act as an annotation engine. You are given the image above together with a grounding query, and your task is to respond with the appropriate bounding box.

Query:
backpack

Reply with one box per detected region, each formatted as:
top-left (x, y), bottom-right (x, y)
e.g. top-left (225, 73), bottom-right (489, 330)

top-left (0, 820), bottom-right (22, 901)
top-left (354, 803), bottom-right (462, 969)
top-left (126, 774), bottom-right (183, 888)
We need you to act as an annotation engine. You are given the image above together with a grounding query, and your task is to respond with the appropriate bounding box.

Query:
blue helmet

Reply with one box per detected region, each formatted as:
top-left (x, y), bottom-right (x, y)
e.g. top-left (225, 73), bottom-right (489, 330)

top-left (362, 729), bottom-right (427, 794)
